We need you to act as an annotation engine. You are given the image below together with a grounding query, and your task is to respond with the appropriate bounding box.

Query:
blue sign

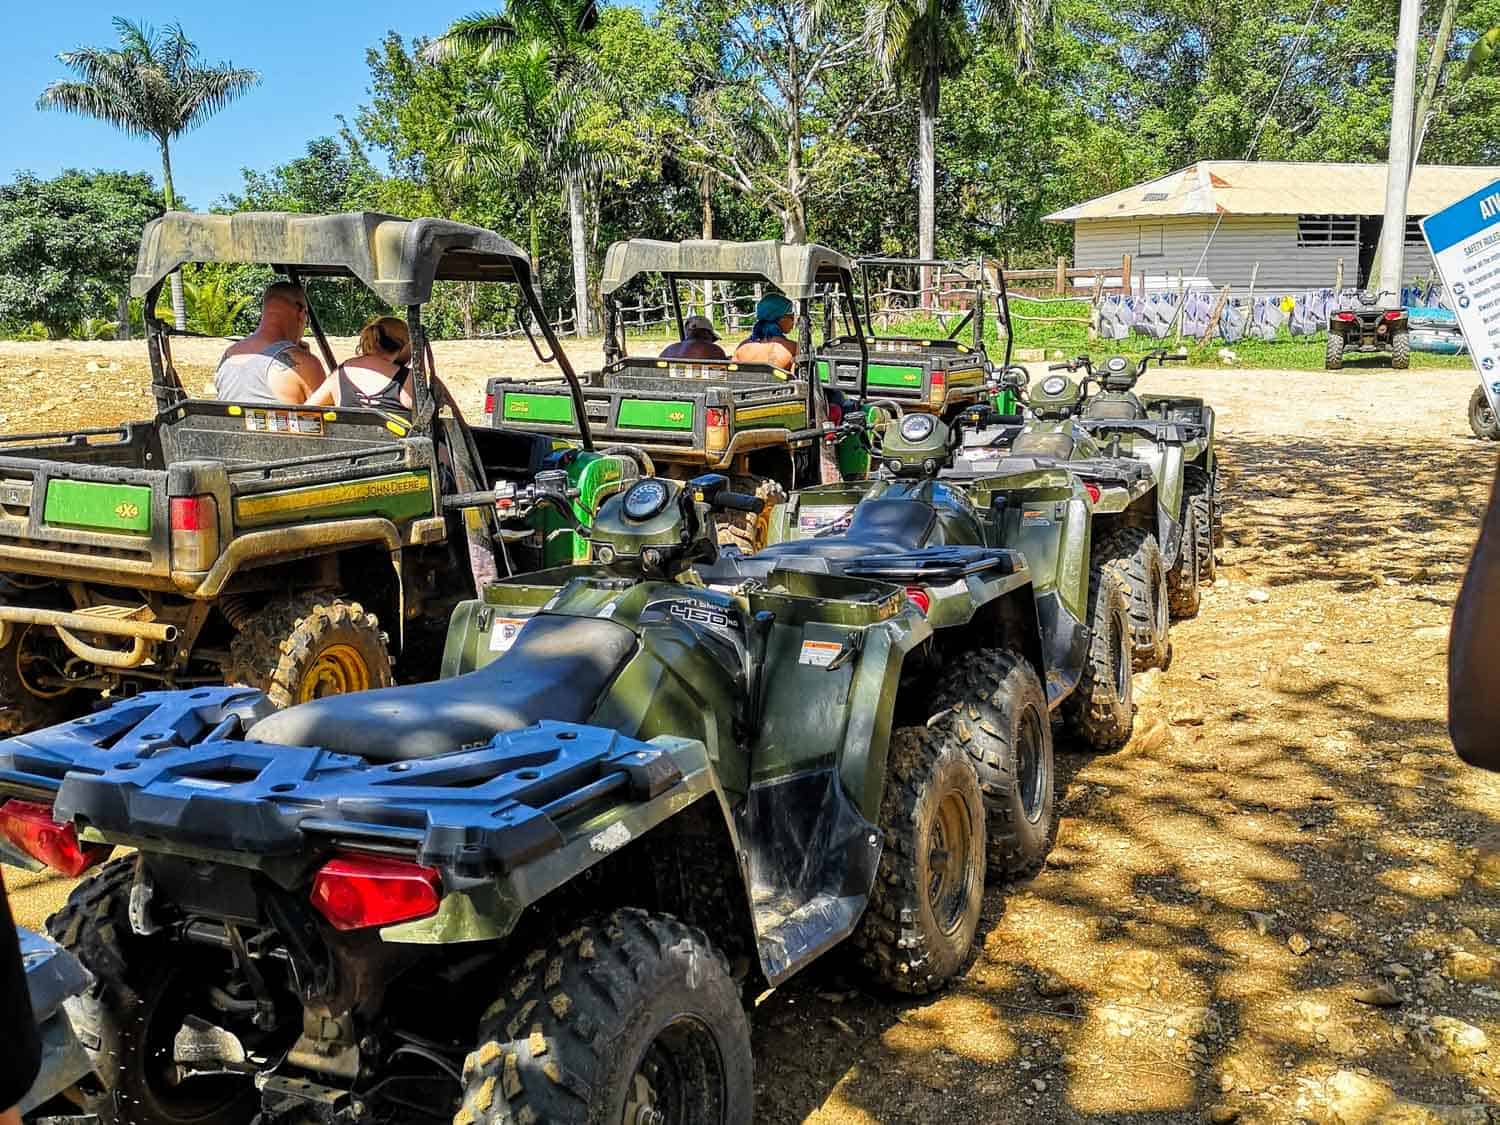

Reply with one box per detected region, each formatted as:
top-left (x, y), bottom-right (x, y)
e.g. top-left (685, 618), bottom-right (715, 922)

top-left (1421, 179), bottom-right (1500, 418)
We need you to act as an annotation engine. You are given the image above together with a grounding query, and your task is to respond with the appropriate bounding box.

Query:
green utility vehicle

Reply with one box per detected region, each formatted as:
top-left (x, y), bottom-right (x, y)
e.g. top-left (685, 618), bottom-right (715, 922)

top-left (0, 211), bottom-right (636, 730)
top-left (485, 239), bottom-right (871, 549)
top-left (814, 257), bottom-right (1013, 418)
top-left (2, 471), bottom-right (1037, 1125)
top-left (764, 407), bottom-right (1147, 752)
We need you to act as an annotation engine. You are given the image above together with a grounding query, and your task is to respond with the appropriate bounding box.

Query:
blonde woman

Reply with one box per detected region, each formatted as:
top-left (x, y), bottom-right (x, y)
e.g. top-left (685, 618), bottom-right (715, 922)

top-left (308, 316), bottom-right (414, 413)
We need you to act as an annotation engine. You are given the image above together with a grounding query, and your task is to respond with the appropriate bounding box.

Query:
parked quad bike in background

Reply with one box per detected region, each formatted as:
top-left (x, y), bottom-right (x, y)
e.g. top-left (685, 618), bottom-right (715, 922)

top-left (1325, 289), bottom-right (1410, 370)
top-left (1470, 385), bottom-right (1500, 440)
top-left (0, 469), bottom-right (1041, 1125)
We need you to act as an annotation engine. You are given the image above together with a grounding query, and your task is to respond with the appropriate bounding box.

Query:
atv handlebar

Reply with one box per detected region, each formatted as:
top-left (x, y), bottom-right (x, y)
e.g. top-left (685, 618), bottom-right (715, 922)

top-left (1136, 348), bottom-right (1189, 376)
top-left (714, 491), bottom-right (766, 515)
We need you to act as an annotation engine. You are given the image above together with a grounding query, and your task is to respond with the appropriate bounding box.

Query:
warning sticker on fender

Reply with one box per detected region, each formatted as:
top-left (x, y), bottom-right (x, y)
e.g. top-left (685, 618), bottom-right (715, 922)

top-left (799, 639), bottom-right (843, 667)
top-left (798, 505), bottom-right (853, 533)
top-left (488, 617), bottom-right (528, 652)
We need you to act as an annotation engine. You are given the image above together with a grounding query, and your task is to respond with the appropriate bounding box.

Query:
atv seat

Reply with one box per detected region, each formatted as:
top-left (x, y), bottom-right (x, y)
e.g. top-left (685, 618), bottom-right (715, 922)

top-left (755, 498), bottom-right (937, 561)
top-left (246, 616), bottom-right (636, 761)
top-left (1081, 392), bottom-right (1147, 422)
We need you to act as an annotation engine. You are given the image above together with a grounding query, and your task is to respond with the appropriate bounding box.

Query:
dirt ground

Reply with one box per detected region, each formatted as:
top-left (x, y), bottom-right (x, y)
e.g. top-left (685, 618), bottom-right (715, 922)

top-left (6, 336), bottom-right (1500, 1123)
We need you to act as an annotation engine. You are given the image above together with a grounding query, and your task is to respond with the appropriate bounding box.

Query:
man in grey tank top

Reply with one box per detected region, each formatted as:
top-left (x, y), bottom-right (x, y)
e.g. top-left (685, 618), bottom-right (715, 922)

top-left (213, 282), bottom-right (327, 404)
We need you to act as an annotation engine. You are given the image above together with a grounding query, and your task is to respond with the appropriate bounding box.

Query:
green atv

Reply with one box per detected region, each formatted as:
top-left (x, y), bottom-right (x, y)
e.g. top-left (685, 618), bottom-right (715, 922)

top-left (764, 407), bottom-right (1146, 753)
top-left (813, 256), bottom-right (1017, 418)
top-left (0, 211), bottom-right (637, 729)
top-left (1, 471), bottom-right (1030, 1125)
top-left (485, 238), bottom-right (873, 551)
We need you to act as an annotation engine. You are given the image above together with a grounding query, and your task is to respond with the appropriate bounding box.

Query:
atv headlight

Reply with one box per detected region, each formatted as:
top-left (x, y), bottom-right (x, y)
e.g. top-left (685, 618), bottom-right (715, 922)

top-left (898, 413), bottom-right (936, 443)
top-left (1041, 375), bottom-right (1068, 396)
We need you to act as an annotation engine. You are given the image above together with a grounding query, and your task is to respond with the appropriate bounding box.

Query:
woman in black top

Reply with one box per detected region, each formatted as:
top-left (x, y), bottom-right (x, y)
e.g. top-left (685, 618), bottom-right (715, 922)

top-left (307, 316), bottom-right (414, 414)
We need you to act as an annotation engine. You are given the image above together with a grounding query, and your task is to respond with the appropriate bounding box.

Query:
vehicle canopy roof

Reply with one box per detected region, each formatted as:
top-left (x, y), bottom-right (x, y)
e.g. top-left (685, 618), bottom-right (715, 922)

top-left (600, 239), bottom-right (855, 301)
top-left (130, 211), bottom-right (534, 306)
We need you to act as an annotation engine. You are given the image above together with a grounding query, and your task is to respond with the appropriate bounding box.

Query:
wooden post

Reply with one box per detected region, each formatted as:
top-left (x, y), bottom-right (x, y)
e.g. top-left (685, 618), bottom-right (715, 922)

top-left (1173, 270), bottom-right (1184, 345)
top-left (1334, 257), bottom-right (1344, 292)
top-left (1201, 284), bottom-right (1232, 344)
top-left (1121, 253), bottom-right (1132, 295)
top-left (1055, 256), bottom-right (1067, 296)
top-left (1246, 262), bottom-right (1260, 308)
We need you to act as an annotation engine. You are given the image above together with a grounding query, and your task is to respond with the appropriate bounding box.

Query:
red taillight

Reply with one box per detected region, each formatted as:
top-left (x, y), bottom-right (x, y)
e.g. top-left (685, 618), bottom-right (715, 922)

top-left (1383, 309), bottom-right (1405, 321)
top-left (1085, 482), bottom-right (1101, 504)
top-left (170, 495), bottom-right (219, 572)
top-left (483, 392), bottom-right (495, 419)
top-left (310, 853), bottom-right (442, 932)
top-left (929, 371), bottom-right (946, 406)
top-left (827, 401), bottom-right (844, 424)
top-left (0, 800), bottom-right (111, 877)
top-left (904, 587), bottom-right (931, 614)
top-left (1335, 312), bottom-right (1357, 323)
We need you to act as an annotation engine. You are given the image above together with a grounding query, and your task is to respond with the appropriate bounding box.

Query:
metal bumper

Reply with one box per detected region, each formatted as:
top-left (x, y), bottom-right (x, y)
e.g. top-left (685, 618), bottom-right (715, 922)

top-left (0, 605), bottom-right (178, 670)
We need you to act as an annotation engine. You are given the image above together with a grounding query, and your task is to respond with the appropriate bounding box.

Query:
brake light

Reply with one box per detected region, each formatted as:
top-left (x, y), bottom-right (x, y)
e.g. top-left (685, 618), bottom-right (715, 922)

top-left (310, 853), bottom-right (442, 931)
top-left (904, 587), bottom-right (931, 614)
top-left (483, 392), bottom-right (495, 422)
top-left (170, 495), bottom-right (219, 571)
top-left (705, 406), bottom-right (729, 454)
top-left (827, 401), bottom-right (844, 424)
top-left (929, 371), bottom-right (946, 407)
top-left (1383, 310), bottom-right (1405, 321)
top-left (1085, 482), bottom-right (1101, 504)
top-left (1335, 312), bottom-right (1357, 323)
top-left (0, 800), bottom-right (111, 877)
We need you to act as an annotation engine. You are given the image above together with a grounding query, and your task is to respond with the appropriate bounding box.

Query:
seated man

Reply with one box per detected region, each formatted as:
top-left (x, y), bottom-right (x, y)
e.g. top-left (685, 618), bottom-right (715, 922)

top-left (660, 314), bottom-right (727, 361)
top-left (733, 293), bottom-right (798, 372)
top-left (213, 281), bottom-right (327, 405)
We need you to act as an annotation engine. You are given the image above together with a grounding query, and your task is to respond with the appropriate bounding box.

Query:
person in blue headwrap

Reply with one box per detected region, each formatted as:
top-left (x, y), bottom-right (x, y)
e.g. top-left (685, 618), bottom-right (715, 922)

top-left (733, 292), bottom-right (798, 371)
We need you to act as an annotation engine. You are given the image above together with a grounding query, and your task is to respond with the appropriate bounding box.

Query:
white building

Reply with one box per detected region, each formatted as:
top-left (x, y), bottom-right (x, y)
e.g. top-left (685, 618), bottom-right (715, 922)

top-left (1045, 161), bottom-right (1498, 294)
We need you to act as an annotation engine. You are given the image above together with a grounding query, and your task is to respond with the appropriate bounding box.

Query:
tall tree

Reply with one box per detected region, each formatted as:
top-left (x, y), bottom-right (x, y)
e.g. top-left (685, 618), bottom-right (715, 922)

top-left (429, 1), bottom-right (604, 334)
top-left (865, 0), bottom-right (1051, 277)
top-left (37, 18), bottom-right (259, 329)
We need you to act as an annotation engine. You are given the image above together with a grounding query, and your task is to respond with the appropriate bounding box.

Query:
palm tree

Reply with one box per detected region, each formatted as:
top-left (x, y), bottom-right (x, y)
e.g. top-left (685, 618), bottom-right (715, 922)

top-left (38, 18), bottom-right (260, 329)
top-left (865, 0), bottom-right (1050, 288)
top-left (429, 1), bottom-right (602, 335)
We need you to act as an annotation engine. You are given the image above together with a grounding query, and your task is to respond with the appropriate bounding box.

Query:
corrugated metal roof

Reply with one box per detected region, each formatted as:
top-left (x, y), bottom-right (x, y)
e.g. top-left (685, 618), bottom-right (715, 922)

top-left (1044, 161), bottom-right (1499, 223)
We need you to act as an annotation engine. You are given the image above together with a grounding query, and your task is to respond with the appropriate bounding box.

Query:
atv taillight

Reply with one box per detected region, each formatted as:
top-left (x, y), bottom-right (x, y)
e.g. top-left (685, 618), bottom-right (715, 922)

top-left (1085, 482), bottom-right (1101, 504)
top-left (170, 495), bottom-right (219, 572)
top-left (928, 371), bottom-right (946, 407)
top-left (482, 392), bottom-right (495, 422)
top-left (705, 407), bottom-right (729, 453)
top-left (1335, 312), bottom-right (1357, 323)
top-left (0, 800), bottom-right (111, 877)
top-left (904, 587), bottom-right (931, 614)
top-left (1383, 310), bottom-right (1405, 321)
top-left (310, 853), bottom-right (442, 931)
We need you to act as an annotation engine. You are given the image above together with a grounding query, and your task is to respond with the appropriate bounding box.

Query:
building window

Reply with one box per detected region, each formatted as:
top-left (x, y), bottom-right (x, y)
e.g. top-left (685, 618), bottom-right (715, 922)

top-left (1406, 216), bottom-right (1427, 243)
top-left (1297, 214), bottom-right (1357, 246)
top-left (1137, 225), bottom-right (1164, 258)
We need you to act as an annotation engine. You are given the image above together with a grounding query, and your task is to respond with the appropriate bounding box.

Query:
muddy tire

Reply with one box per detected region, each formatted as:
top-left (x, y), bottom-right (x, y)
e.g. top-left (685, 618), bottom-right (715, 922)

top-left (1391, 328), bottom-right (1410, 370)
top-left (1325, 330), bottom-right (1344, 370)
top-left (0, 625), bottom-right (78, 734)
top-left (454, 909), bottom-right (752, 1125)
top-left (1060, 564), bottom-right (1134, 753)
top-left (47, 858), bottom-right (260, 1125)
top-left (1098, 527), bottom-right (1169, 671)
top-left (226, 594), bottom-right (391, 708)
top-left (1471, 387), bottom-right (1500, 441)
top-left (1166, 513), bottom-right (1201, 619)
top-left (1184, 465), bottom-right (1217, 586)
top-left (717, 478), bottom-right (786, 553)
top-left (850, 724), bottom-right (986, 994)
top-left (928, 648), bottom-right (1056, 879)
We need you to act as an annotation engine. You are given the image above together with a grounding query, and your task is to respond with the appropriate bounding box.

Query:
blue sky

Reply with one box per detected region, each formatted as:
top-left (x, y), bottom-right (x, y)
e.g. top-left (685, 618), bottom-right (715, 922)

top-left (6, 2), bottom-right (490, 208)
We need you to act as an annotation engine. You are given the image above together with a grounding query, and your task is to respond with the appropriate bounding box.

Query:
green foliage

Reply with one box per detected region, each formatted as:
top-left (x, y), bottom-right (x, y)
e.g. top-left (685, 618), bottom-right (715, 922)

top-left (0, 169), bottom-right (162, 338)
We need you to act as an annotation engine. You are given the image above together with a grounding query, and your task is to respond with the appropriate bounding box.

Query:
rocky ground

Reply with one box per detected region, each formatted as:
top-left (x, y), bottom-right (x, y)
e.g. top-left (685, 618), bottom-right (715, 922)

top-left (4, 337), bottom-right (1500, 1123)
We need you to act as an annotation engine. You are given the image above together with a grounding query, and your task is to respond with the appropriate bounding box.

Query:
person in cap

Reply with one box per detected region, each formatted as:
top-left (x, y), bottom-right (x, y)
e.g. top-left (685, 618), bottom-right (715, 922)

top-left (660, 314), bottom-right (727, 361)
top-left (733, 292), bottom-right (798, 372)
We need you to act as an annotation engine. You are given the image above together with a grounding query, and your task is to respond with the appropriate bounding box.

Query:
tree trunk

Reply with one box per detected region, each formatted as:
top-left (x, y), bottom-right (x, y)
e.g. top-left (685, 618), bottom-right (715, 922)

top-left (784, 15), bottom-right (808, 244)
top-left (918, 64), bottom-right (940, 309)
top-left (117, 293), bottom-right (131, 342)
top-left (158, 140), bottom-right (187, 332)
top-left (566, 177), bottom-right (590, 337)
top-left (701, 172), bottom-right (715, 329)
